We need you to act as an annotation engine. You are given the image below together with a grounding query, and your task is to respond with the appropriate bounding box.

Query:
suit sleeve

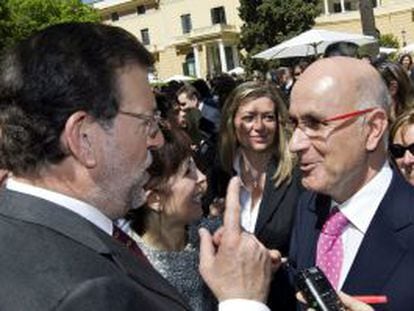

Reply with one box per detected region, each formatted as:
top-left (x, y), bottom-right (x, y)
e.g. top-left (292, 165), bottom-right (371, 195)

top-left (54, 276), bottom-right (164, 311)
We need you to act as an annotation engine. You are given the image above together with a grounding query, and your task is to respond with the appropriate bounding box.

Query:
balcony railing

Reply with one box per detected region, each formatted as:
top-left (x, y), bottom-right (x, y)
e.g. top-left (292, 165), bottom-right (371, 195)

top-left (173, 24), bottom-right (238, 45)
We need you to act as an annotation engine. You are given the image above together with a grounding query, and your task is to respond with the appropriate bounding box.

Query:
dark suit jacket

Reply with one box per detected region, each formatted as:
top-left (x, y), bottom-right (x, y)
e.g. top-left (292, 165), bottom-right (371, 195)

top-left (206, 158), bottom-right (304, 310)
top-left (290, 171), bottom-right (414, 311)
top-left (0, 189), bottom-right (191, 311)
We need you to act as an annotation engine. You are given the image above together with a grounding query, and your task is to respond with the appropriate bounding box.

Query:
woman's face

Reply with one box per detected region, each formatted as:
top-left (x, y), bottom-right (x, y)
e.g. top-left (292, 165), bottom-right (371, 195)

top-left (163, 157), bottom-right (206, 224)
top-left (234, 96), bottom-right (277, 153)
top-left (402, 56), bottom-right (411, 70)
top-left (392, 123), bottom-right (414, 185)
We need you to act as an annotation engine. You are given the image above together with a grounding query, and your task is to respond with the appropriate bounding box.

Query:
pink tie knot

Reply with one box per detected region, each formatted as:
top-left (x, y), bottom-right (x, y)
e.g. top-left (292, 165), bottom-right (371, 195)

top-left (321, 207), bottom-right (348, 237)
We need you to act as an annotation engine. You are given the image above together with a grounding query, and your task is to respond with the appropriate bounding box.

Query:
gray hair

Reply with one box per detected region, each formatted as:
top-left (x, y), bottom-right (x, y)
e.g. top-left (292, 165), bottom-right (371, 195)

top-left (355, 70), bottom-right (391, 145)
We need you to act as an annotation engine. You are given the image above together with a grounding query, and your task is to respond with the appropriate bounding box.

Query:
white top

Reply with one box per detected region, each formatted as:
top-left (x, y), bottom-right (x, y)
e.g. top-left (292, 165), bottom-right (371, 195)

top-left (333, 162), bottom-right (393, 289)
top-left (233, 152), bottom-right (262, 233)
top-left (6, 178), bottom-right (113, 235)
top-left (6, 179), bottom-right (269, 311)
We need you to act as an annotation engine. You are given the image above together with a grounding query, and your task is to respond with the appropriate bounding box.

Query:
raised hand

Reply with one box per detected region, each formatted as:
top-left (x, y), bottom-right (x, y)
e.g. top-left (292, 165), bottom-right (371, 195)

top-left (199, 176), bottom-right (273, 302)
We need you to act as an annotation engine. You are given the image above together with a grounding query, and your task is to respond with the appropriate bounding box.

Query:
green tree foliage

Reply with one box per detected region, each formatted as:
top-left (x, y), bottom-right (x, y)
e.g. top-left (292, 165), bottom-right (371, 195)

top-left (238, 0), bottom-right (320, 74)
top-left (0, 0), bottom-right (100, 52)
top-left (378, 33), bottom-right (400, 49)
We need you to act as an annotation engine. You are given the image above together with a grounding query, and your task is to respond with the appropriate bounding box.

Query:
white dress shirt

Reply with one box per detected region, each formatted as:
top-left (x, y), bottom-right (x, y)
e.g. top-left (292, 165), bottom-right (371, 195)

top-left (6, 178), bottom-right (113, 235)
top-left (6, 178), bottom-right (270, 311)
top-left (333, 162), bottom-right (393, 289)
top-left (233, 151), bottom-right (262, 233)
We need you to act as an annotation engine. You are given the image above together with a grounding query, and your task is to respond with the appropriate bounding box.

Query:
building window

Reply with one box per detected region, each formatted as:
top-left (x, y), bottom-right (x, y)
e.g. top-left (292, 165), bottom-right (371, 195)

top-left (181, 14), bottom-right (192, 34)
top-left (211, 6), bottom-right (226, 25)
top-left (344, 1), bottom-right (351, 11)
top-left (137, 5), bottom-right (146, 15)
top-left (333, 3), bottom-right (341, 13)
top-left (111, 12), bottom-right (119, 21)
top-left (140, 28), bottom-right (150, 45)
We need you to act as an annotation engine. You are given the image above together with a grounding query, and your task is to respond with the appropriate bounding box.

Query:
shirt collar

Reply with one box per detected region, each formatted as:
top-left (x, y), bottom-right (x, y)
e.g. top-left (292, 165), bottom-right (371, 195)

top-left (332, 162), bottom-right (393, 234)
top-left (6, 178), bottom-right (113, 235)
top-left (233, 149), bottom-right (242, 176)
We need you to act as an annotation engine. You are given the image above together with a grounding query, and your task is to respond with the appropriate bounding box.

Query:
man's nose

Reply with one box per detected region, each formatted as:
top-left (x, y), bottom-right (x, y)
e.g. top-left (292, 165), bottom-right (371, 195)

top-left (289, 127), bottom-right (311, 153)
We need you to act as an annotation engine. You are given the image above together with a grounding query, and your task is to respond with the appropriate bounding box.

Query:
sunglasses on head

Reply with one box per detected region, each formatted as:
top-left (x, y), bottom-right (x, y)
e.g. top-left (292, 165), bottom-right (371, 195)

top-left (389, 143), bottom-right (414, 159)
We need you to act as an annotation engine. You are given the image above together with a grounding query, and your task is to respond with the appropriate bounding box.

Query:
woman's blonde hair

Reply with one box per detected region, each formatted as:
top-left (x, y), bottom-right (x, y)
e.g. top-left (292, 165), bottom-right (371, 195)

top-left (390, 108), bottom-right (414, 142)
top-left (218, 81), bottom-right (294, 187)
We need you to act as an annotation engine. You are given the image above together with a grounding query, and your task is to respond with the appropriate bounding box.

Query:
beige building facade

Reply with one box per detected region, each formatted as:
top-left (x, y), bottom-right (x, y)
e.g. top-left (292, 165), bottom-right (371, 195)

top-left (316, 0), bottom-right (414, 47)
top-left (94, 0), bottom-right (242, 80)
top-left (94, 0), bottom-right (414, 79)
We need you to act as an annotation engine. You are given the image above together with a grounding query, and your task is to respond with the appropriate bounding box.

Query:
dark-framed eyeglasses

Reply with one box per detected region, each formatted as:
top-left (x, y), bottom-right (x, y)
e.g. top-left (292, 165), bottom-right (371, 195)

top-left (288, 107), bottom-right (376, 139)
top-left (389, 143), bottom-right (414, 159)
top-left (118, 110), bottom-right (161, 138)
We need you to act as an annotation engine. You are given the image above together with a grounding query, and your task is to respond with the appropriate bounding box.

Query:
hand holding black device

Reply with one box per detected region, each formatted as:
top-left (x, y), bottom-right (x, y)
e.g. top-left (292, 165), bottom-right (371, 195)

top-left (295, 266), bottom-right (346, 311)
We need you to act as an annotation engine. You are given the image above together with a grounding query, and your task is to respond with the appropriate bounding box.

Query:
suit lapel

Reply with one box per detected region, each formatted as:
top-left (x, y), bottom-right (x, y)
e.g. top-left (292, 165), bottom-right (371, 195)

top-left (0, 189), bottom-right (190, 310)
top-left (342, 173), bottom-right (412, 294)
top-left (303, 194), bottom-right (331, 267)
top-left (0, 189), bottom-right (111, 254)
top-left (255, 161), bottom-right (287, 236)
top-left (98, 231), bottom-right (191, 310)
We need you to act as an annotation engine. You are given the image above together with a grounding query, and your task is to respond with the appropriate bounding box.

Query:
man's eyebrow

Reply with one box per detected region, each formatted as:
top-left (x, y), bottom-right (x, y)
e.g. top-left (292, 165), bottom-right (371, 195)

top-left (291, 112), bottom-right (325, 121)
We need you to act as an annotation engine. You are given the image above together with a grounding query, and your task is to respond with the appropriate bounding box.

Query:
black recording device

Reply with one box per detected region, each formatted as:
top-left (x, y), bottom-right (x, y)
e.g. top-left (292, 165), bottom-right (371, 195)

top-left (295, 266), bottom-right (346, 311)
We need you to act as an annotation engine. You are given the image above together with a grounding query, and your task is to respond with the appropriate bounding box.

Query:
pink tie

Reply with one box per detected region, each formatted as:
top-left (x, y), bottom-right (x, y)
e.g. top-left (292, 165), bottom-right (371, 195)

top-left (316, 207), bottom-right (348, 289)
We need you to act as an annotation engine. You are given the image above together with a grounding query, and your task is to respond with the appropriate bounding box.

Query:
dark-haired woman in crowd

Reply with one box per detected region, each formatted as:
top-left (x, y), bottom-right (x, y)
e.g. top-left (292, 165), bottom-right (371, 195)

top-left (375, 61), bottom-right (414, 120)
top-left (399, 53), bottom-right (414, 81)
top-left (206, 81), bottom-right (303, 310)
top-left (389, 108), bottom-right (414, 186)
top-left (125, 128), bottom-right (217, 311)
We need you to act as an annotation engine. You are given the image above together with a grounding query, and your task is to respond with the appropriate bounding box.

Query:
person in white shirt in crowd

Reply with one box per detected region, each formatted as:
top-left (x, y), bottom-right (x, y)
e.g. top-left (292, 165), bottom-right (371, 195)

top-left (206, 81), bottom-right (303, 310)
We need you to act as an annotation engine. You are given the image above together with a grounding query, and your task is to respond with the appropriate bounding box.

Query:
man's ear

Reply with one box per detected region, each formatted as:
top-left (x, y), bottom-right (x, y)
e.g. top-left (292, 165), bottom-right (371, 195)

top-left (146, 190), bottom-right (163, 213)
top-left (61, 111), bottom-right (97, 168)
top-left (365, 109), bottom-right (388, 152)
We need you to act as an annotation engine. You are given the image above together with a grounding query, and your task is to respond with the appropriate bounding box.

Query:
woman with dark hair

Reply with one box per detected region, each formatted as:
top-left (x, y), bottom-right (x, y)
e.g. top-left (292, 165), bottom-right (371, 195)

top-left (375, 61), bottom-right (414, 120)
top-left (399, 53), bottom-right (414, 80)
top-left (389, 108), bottom-right (414, 186)
top-left (206, 81), bottom-right (303, 310)
top-left (125, 128), bottom-right (217, 311)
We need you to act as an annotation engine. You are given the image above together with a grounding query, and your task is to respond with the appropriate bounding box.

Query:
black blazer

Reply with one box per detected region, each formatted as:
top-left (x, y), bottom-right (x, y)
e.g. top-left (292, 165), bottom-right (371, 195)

top-left (0, 189), bottom-right (190, 311)
top-left (206, 157), bottom-right (304, 310)
top-left (290, 171), bottom-right (414, 311)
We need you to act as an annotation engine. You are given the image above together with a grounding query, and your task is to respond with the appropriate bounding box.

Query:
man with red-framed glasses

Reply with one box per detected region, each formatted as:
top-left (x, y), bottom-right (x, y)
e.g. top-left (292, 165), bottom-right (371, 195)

top-left (287, 57), bottom-right (414, 311)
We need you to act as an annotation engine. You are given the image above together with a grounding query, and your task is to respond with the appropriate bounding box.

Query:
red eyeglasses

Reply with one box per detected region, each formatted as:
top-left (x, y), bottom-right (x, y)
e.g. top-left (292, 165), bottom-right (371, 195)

top-left (289, 107), bottom-right (376, 139)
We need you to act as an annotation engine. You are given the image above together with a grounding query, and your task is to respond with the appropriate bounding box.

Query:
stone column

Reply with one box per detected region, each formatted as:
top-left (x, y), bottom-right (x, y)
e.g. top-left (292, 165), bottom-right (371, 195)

top-left (340, 0), bottom-right (345, 12)
top-left (324, 0), bottom-right (329, 14)
top-left (192, 44), bottom-right (201, 78)
top-left (218, 40), bottom-right (228, 73)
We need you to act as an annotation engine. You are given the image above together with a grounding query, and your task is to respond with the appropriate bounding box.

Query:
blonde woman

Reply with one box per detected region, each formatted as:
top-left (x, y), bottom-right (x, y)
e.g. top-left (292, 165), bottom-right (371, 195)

top-left (206, 81), bottom-right (303, 310)
top-left (390, 108), bottom-right (414, 186)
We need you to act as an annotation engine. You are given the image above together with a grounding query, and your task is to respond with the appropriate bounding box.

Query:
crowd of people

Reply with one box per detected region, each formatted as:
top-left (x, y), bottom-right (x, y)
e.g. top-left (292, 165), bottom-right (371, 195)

top-left (0, 21), bottom-right (414, 311)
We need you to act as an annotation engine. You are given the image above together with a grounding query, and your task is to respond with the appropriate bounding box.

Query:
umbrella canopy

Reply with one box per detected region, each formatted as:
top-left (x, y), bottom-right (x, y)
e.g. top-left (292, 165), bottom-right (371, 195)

top-left (254, 29), bottom-right (376, 60)
top-left (164, 74), bottom-right (195, 83)
top-left (400, 43), bottom-right (414, 54)
top-left (379, 47), bottom-right (397, 54)
top-left (227, 66), bottom-right (245, 75)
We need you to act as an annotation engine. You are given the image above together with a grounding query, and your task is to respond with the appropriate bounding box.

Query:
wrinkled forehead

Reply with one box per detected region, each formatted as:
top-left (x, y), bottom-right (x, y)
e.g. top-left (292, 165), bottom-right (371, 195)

top-left (289, 72), bottom-right (356, 119)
